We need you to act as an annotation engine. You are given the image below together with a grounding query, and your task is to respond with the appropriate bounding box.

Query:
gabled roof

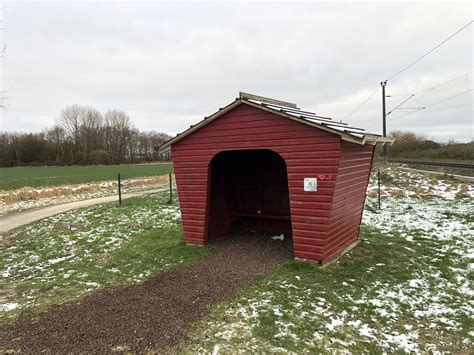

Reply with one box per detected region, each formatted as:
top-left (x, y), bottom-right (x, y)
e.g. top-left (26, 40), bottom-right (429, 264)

top-left (159, 92), bottom-right (394, 153)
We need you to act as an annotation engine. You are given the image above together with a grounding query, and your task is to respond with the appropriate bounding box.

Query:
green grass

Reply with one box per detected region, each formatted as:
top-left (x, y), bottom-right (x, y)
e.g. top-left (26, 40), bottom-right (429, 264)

top-left (1, 165), bottom-right (472, 352)
top-left (0, 163), bottom-right (173, 190)
top-left (0, 191), bottom-right (211, 323)
top-left (185, 196), bottom-right (473, 353)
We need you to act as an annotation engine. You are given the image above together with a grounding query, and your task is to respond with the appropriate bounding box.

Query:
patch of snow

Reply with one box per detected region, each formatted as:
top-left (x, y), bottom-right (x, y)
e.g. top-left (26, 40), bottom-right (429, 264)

top-left (1, 303), bottom-right (18, 311)
top-left (48, 255), bottom-right (73, 265)
top-left (326, 316), bottom-right (344, 331)
top-left (358, 323), bottom-right (376, 339)
top-left (382, 331), bottom-right (419, 353)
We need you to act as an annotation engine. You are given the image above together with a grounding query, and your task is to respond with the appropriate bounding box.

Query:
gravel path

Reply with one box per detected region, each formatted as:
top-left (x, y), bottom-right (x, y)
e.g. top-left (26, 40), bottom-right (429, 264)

top-left (0, 188), bottom-right (166, 234)
top-left (0, 234), bottom-right (292, 353)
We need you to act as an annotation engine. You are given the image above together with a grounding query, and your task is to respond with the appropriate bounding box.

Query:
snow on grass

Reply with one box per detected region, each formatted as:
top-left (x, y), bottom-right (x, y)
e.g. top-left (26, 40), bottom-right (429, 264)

top-left (366, 165), bottom-right (473, 200)
top-left (1, 303), bottom-right (18, 312)
top-left (0, 175), bottom-right (175, 215)
top-left (186, 166), bottom-right (473, 353)
top-left (0, 191), bottom-right (208, 323)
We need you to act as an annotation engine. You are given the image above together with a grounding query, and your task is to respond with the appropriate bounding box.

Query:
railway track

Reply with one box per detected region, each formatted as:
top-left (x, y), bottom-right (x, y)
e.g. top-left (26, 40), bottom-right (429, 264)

top-left (388, 159), bottom-right (474, 170)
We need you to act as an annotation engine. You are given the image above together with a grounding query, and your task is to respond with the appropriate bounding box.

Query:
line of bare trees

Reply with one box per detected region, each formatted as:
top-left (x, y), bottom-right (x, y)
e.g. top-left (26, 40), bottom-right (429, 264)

top-left (0, 105), bottom-right (172, 167)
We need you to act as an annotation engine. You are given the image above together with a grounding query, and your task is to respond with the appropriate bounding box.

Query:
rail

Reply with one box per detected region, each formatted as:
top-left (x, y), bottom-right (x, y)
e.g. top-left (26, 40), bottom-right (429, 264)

top-left (388, 159), bottom-right (474, 170)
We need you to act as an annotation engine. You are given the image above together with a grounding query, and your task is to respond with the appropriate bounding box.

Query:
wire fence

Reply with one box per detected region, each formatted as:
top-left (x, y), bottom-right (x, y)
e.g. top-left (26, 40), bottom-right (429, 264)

top-left (369, 162), bottom-right (473, 213)
top-left (116, 172), bottom-right (176, 205)
top-left (0, 172), bottom-right (177, 215)
top-left (388, 159), bottom-right (473, 177)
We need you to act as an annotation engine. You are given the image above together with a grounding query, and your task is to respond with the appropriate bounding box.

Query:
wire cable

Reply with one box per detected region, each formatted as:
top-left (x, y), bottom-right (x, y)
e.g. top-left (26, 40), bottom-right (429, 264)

top-left (391, 89), bottom-right (472, 119)
top-left (387, 71), bottom-right (473, 113)
top-left (343, 86), bottom-right (380, 120)
top-left (387, 94), bottom-right (415, 115)
top-left (417, 71), bottom-right (473, 95)
top-left (389, 72), bottom-right (472, 97)
top-left (341, 21), bottom-right (472, 121)
top-left (385, 20), bottom-right (473, 82)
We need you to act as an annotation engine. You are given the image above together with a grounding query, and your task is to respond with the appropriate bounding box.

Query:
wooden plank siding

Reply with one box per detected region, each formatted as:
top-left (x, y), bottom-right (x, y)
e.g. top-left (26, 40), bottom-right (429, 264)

top-left (323, 142), bottom-right (375, 262)
top-left (171, 103), bottom-right (374, 262)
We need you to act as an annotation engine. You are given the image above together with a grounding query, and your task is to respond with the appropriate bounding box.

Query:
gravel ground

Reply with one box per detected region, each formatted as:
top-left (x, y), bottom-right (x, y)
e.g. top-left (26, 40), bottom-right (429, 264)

top-left (0, 234), bottom-right (292, 353)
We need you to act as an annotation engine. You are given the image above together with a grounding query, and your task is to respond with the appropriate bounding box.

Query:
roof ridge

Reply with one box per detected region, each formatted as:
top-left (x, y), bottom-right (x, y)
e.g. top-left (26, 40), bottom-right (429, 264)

top-left (239, 92), bottom-right (298, 109)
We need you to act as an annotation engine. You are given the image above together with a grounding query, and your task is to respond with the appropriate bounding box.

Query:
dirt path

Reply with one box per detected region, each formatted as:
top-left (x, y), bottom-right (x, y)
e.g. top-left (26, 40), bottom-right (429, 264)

top-left (0, 188), bottom-right (167, 234)
top-left (0, 234), bottom-right (292, 353)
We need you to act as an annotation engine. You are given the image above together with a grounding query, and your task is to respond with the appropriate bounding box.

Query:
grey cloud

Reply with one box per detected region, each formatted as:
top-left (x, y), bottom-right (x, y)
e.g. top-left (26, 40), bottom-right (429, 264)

top-left (1, 1), bottom-right (472, 142)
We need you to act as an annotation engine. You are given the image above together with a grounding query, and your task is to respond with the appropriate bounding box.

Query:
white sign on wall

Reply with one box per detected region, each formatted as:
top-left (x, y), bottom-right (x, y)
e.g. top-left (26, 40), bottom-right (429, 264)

top-left (304, 177), bottom-right (318, 192)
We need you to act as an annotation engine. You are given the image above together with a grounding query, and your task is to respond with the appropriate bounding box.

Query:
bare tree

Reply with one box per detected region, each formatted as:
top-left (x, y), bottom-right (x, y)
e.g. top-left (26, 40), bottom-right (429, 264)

top-left (79, 106), bottom-right (103, 163)
top-left (58, 105), bottom-right (85, 163)
top-left (45, 125), bottom-right (66, 163)
top-left (1, 105), bottom-right (172, 166)
top-left (104, 109), bottom-right (132, 164)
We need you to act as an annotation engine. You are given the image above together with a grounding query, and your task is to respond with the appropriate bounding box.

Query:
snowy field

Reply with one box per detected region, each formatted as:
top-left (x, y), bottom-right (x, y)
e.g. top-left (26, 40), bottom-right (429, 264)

top-left (1, 166), bottom-right (472, 352)
top-left (367, 165), bottom-right (474, 200)
top-left (0, 192), bottom-right (210, 322)
top-left (185, 167), bottom-right (473, 353)
top-left (0, 174), bottom-right (174, 216)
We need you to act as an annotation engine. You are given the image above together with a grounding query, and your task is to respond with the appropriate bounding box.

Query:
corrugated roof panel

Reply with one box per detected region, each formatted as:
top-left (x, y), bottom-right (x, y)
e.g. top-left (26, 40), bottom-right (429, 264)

top-left (249, 99), bottom-right (334, 121)
top-left (319, 124), bottom-right (366, 134)
top-left (247, 97), bottom-right (369, 134)
top-left (159, 93), bottom-right (394, 153)
top-left (277, 111), bottom-right (366, 133)
top-left (285, 111), bottom-right (341, 124)
top-left (347, 132), bottom-right (365, 138)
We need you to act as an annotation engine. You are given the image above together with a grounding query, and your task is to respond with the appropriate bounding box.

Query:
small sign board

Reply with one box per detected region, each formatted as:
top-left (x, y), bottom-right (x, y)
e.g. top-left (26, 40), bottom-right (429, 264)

top-left (304, 177), bottom-right (317, 192)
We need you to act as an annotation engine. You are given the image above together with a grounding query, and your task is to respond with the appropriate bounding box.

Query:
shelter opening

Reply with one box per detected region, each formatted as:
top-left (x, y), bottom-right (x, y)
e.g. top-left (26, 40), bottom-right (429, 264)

top-left (208, 149), bottom-right (291, 239)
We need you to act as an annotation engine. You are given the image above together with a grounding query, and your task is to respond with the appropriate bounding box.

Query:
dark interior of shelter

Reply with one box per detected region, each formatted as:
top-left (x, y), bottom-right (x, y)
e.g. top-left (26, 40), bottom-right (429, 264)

top-left (208, 149), bottom-right (292, 239)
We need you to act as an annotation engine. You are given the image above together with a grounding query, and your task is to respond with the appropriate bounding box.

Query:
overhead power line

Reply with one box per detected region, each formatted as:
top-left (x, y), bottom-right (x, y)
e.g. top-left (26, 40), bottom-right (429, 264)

top-left (416, 71), bottom-right (473, 97)
top-left (391, 88), bottom-right (472, 119)
top-left (387, 71), bottom-right (473, 113)
top-left (343, 86), bottom-right (380, 120)
top-left (385, 20), bottom-right (473, 82)
top-left (342, 20), bottom-right (472, 122)
top-left (389, 71), bottom-right (473, 97)
top-left (423, 88), bottom-right (472, 109)
top-left (387, 94), bottom-right (415, 115)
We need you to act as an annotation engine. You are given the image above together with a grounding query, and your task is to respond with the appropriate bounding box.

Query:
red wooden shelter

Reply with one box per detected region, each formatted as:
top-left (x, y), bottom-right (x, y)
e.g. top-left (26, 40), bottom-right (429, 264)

top-left (160, 92), bottom-right (393, 263)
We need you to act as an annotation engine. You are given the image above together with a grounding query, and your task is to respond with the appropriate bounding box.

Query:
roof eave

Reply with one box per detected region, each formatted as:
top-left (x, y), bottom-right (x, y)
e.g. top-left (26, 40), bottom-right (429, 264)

top-left (364, 135), bottom-right (396, 145)
top-left (158, 99), bottom-right (242, 153)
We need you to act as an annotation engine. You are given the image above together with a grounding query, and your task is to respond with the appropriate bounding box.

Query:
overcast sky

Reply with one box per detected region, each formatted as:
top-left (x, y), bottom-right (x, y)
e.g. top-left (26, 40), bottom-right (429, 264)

top-left (0, 1), bottom-right (472, 142)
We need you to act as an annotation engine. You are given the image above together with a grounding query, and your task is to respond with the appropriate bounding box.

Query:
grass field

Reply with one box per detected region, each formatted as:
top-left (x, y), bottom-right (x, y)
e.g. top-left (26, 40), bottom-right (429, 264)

top-left (1, 167), bottom-right (472, 352)
top-left (0, 163), bottom-right (173, 190)
top-left (180, 168), bottom-right (473, 353)
top-left (0, 191), bottom-right (210, 323)
top-left (186, 197), bottom-right (473, 353)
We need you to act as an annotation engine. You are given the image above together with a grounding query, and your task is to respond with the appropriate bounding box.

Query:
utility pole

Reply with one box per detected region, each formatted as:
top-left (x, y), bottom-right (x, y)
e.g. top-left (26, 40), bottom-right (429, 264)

top-left (381, 81), bottom-right (387, 164)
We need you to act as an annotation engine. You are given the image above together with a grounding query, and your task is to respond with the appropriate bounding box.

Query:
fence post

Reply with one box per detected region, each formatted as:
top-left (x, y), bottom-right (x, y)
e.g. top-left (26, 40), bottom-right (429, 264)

top-left (377, 169), bottom-right (381, 210)
top-left (169, 172), bottom-right (173, 201)
top-left (118, 173), bottom-right (122, 205)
